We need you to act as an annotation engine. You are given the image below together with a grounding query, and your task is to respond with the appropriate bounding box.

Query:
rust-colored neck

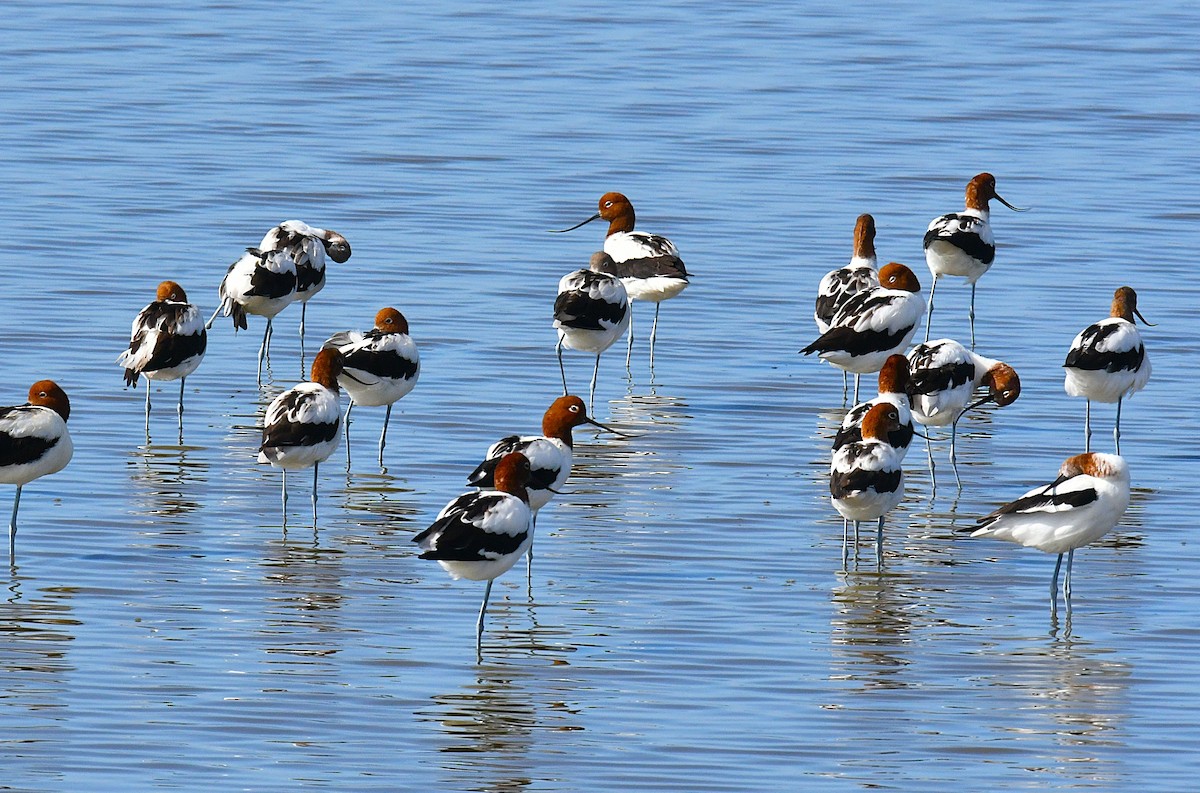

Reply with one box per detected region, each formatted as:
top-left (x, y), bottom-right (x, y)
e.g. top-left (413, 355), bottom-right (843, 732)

top-left (1111, 286), bottom-right (1136, 321)
top-left (965, 172), bottom-right (996, 211)
top-left (599, 191), bottom-right (636, 235)
top-left (853, 213), bottom-right (876, 260)
top-left (493, 452), bottom-right (531, 503)
top-left (374, 307), bottom-right (409, 334)
top-left (877, 354), bottom-right (909, 395)
top-left (860, 403), bottom-right (898, 441)
top-left (310, 349), bottom-right (343, 391)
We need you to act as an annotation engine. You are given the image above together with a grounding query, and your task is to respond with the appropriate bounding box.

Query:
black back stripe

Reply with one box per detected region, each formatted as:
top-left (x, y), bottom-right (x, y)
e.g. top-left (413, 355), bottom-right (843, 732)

top-left (555, 290), bottom-right (627, 330)
top-left (924, 218), bottom-right (995, 264)
top-left (1064, 324), bottom-right (1145, 373)
top-left (608, 255), bottom-right (689, 281)
top-left (246, 253), bottom-right (297, 299)
top-left (979, 482), bottom-right (1099, 527)
top-left (146, 330), bottom-right (207, 374)
top-left (910, 361), bottom-right (975, 395)
top-left (830, 467), bottom-right (902, 498)
top-left (0, 428), bottom-right (59, 467)
top-left (802, 322), bottom-right (914, 358)
top-left (343, 348), bottom-right (418, 380)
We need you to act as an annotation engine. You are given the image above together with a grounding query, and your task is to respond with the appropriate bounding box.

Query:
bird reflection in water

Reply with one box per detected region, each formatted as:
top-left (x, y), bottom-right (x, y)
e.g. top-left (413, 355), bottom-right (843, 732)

top-left (421, 661), bottom-right (582, 793)
top-left (829, 572), bottom-right (921, 691)
top-left (126, 443), bottom-right (208, 528)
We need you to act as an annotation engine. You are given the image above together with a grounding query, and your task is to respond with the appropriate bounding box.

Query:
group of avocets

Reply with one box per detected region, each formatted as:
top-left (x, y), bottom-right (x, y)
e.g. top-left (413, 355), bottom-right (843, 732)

top-left (0, 193), bottom-right (688, 658)
top-left (803, 172), bottom-right (1153, 612)
top-left (0, 177), bottom-right (1155, 652)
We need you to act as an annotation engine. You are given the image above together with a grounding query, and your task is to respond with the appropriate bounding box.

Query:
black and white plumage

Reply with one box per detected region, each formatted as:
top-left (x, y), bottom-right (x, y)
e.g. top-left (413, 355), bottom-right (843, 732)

top-left (553, 191), bottom-right (688, 369)
top-left (258, 348), bottom-right (343, 528)
top-left (466, 395), bottom-right (619, 583)
top-left (801, 262), bottom-right (924, 378)
top-left (325, 307), bottom-right (419, 470)
top-left (814, 214), bottom-right (879, 403)
top-left (1, 380), bottom-right (72, 558)
top-left (554, 252), bottom-right (630, 411)
top-left (1063, 286), bottom-right (1152, 455)
top-left (922, 172), bottom-right (1025, 346)
top-left (832, 354), bottom-right (913, 459)
top-left (117, 280), bottom-right (206, 436)
top-left (414, 451), bottom-right (533, 659)
top-left (829, 402), bottom-right (907, 567)
top-left (907, 338), bottom-right (1021, 487)
top-left (258, 220), bottom-right (352, 339)
top-left (969, 452), bottom-right (1130, 610)
top-left (208, 244), bottom-right (298, 383)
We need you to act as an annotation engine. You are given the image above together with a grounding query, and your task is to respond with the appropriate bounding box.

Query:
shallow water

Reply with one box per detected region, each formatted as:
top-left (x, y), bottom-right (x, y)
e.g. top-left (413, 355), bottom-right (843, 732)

top-left (2, 1), bottom-right (1198, 790)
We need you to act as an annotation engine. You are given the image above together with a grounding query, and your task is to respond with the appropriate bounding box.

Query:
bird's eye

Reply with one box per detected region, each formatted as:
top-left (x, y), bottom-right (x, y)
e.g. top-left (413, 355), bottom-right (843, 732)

top-left (603, 201), bottom-right (613, 208)
top-left (569, 405), bottom-right (580, 413)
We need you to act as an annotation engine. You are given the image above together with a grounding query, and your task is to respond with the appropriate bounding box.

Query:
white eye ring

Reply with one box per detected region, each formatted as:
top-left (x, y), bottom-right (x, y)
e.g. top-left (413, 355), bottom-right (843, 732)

top-left (569, 405), bottom-right (580, 413)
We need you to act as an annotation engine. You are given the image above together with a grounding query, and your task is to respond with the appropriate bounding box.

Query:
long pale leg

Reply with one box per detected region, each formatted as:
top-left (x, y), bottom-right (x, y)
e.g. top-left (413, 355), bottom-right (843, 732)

top-left (206, 304), bottom-right (222, 329)
top-left (1050, 552), bottom-right (1063, 612)
top-left (378, 404), bottom-right (392, 470)
top-left (841, 371), bottom-right (849, 406)
top-left (1114, 397), bottom-right (1123, 455)
top-left (1084, 400), bottom-right (1092, 453)
top-left (257, 318), bottom-right (274, 384)
top-left (925, 432), bottom-right (937, 498)
top-left (649, 303), bottom-right (661, 371)
top-left (969, 282), bottom-right (978, 349)
top-left (311, 463), bottom-right (319, 528)
top-left (298, 304), bottom-right (308, 380)
top-left (876, 515), bottom-right (885, 569)
top-left (281, 469), bottom-right (288, 530)
top-left (924, 276), bottom-right (938, 343)
top-left (853, 374), bottom-right (861, 404)
top-left (556, 338), bottom-right (568, 395)
top-left (1063, 549), bottom-right (1075, 609)
top-left (853, 520), bottom-right (860, 547)
top-left (144, 378), bottom-right (152, 437)
top-left (343, 400), bottom-right (354, 470)
top-left (177, 378), bottom-right (186, 441)
top-left (9, 485), bottom-right (22, 560)
top-left (476, 578), bottom-right (494, 662)
top-left (841, 518), bottom-right (849, 570)
top-left (526, 512), bottom-right (537, 593)
top-left (625, 301), bottom-right (635, 371)
top-left (950, 419), bottom-right (962, 488)
top-left (589, 354), bottom-right (601, 415)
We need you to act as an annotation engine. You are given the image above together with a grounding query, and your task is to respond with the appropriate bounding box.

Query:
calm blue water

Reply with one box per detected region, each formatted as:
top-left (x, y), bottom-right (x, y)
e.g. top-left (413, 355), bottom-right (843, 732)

top-left (2, 1), bottom-right (1198, 790)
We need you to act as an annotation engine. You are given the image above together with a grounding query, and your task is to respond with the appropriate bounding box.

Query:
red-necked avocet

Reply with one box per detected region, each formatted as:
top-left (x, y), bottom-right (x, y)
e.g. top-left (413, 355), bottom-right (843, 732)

top-left (815, 214), bottom-right (879, 402)
top-left (553, 252), bottom-right (630, 413)
top-left (830, 402), bottom-right (909, 568)
top-left (906, 338), bottom-right (1021, 488)
top-left (413, 451), bottom-right (533, 661)
top-left (832, 354), bottom-right (914, 460)
top-left (800, 262), bottom-right (925, 401)
top-left (0, 380), bottom-right (72, 558)
top-left (208, 245), bottom-right (298, 384)
top-left (258, 221), bottom-right (351, 342)
top-left (466, 395), bottom-right (624, 583)
top-left (325, 307), bottom-right (419, 471)
top-left (923, 172), bottom-right (1026, 347)
top-left (117, 280), bottom-right (207, 439)
top-left (968, 452), bottom-right (1130, 612)
top-left (552, 192), bottom-right (688, 370)
top-left (1063, 286), bottom-right (1153, 455)
top-left (258, 348), bottom-right (343, 528)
